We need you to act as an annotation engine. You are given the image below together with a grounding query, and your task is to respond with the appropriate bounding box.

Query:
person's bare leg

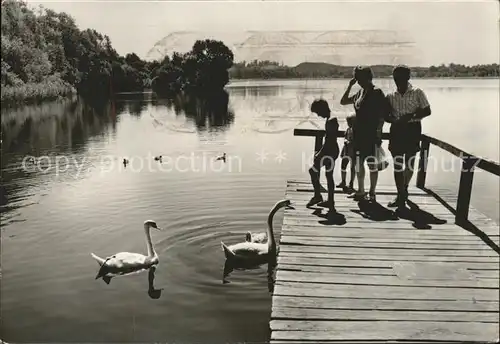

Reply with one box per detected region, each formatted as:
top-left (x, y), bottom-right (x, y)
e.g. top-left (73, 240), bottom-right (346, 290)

top-left (325, 169), bottom-right (335, 212)
top-left (368, 163), bottom-right (378, 202)
top-left (404, 153), bottom-right (417, 201)
top-left (339, 157), bottom-right (348, 187)
top-left (355, 155), bottom-right (366, 199)
top-left (348, 156), bottom-right (356, 189)
top-left (307, 158), bottom-right (323, 206)
top-left (391, 155), bottom-right (406, 209)
top-left (309, 167), bottom-right (322, 197)
top-left (404, 153), bottom-right (417, 188)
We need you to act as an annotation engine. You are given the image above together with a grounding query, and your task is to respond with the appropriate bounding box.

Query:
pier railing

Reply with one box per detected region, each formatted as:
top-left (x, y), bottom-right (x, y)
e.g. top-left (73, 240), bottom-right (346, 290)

top-left (294, 128), bottom-right (500, 225)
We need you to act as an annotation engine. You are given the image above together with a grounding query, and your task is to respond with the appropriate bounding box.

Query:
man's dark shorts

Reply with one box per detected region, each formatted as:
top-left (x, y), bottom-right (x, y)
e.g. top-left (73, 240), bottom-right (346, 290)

top-left (389, 121), bottom-right (422, 156)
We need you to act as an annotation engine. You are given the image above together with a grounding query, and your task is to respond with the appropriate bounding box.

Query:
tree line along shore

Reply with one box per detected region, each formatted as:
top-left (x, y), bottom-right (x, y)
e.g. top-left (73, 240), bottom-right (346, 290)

top-left (2, 0), bottom-right (499, 107)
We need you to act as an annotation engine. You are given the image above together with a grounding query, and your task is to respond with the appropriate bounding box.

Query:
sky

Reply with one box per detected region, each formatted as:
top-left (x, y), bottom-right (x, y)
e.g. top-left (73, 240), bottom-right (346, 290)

top-left (27, 0), bottom-right (500, 66)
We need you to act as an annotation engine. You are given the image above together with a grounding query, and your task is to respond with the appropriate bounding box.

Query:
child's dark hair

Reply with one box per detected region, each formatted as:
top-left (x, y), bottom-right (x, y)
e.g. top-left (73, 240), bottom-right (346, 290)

top-left (310, 99), bottom-right (330, 114)
top-left (346, 114), bottom-right (356, 127)
top-left (393, 65), bottom-right (411, 79)
top-left (353, 66), bottom-right (373, 81)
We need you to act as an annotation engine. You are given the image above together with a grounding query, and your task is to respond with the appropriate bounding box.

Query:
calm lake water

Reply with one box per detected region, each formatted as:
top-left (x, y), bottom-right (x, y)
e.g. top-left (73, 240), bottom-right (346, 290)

top-left (1, 78), bottom-right (499, 343)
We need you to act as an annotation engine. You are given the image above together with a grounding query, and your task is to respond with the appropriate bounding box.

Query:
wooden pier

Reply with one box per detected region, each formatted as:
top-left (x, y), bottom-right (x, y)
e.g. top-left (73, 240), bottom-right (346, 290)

top-left (270, 129), bottom-right (500, 343)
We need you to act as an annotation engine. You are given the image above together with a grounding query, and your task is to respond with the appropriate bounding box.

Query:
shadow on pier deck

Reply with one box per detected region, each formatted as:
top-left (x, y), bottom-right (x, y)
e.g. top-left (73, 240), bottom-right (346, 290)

top-left (270, 129), bottom-right (500, 343)
top-left (270, 181), bottom-right (499, 343)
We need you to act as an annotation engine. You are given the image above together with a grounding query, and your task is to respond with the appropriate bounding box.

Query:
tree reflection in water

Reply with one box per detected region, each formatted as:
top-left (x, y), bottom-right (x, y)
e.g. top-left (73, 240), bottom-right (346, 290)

top-left (155, 90), bottom-right (235, 133)
top-left (0, 96), bottom-right (126, 221)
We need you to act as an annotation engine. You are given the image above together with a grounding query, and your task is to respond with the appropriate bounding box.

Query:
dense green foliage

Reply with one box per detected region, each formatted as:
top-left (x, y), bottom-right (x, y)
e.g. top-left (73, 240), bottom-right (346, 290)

top-left (1, 0), bottom-right (152, 105)
top-left (151, 39), bottom-right (234, 96)
top-left (229, 61), bottom-right (500, 79)
top-left (1, 0), bottom-right (234, 105)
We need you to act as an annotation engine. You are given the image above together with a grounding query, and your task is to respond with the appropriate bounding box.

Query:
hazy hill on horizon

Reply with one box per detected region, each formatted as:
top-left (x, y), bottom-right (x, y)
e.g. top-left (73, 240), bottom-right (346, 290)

top-left (146, 30), bottom-right (422, 67)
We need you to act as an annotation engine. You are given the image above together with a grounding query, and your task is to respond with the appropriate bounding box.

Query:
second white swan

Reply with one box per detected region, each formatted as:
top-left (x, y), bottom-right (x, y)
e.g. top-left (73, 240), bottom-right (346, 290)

top-left (221, 199), bottom-right (292, 263)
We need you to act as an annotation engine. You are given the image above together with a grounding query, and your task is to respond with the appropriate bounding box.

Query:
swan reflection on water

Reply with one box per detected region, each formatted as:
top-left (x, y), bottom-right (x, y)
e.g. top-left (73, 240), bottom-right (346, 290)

top-left (95, 265), bottom-right (163, 300)
top-left (147, 266), bottom-right (163, 299)
top-left (222, 256), bottom-right (278, 293)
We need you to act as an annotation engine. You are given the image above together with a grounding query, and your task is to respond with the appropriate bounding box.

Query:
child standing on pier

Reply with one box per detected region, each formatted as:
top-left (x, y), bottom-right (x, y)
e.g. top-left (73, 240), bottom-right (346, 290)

top-left (307, 99), bottom-right (340, 214)
top-left (337, 114), bottom-right (356, 192)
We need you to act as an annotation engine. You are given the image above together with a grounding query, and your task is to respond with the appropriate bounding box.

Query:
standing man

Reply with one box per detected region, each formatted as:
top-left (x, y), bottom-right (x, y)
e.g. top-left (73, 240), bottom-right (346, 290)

top-left (386, 65), bottom-right (431, 211)
top-left (307, 99), bottom-right (340, 214)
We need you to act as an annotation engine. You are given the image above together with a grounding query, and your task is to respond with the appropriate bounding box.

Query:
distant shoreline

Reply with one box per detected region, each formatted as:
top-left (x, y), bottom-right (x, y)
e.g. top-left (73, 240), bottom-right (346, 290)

top-left (227, 76), bottom-right (500, 83)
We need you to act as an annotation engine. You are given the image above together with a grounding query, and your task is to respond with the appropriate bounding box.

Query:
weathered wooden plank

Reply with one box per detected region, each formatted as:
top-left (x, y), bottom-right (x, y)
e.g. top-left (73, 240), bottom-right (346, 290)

top-left (280, 229), bottom-right (500, 247)
top-left (287, 194), bottom-right (449, 205)
top-left (286, 188), bottom-right (418, 194)
top-left (283, 200), bottom-right (489, 217)
top-left (281, 224), bottom-right (498, 239)
top-left (283, 206), bottom-right (461, 217)
top-left (286, 188), bottom-right (421, 196)
top-left (282, 217), bottom-right (500, 235)
top-left (278, 251), bottom-right (498, 263)
top-left (277, 264), bottom-right (397, 276)
top-left (271, 307), bottom-right (499, 322)
top-left (287, 181), bottom-right (426, 192)
top-left (275, 270), bottom-right (499, 289)
top-left (283, 207), bottom-right (493, 222)
top-left (469, 269), bottom-right (500, 279)
top-left (278, 245), bottom-right (500, 257)
top-left (281, 231), bottom-right (499, 244)
top-left (286, 183), bottom-right (499, 225)
top-left (281, 235), bottom-right (490, 247)
top-left (281, 224), bottom-right (495, 236)
top-left (270, 321), bottom-right (499, 342)
top-left (286, 201), bottom-right (444, 209)
top-left (278, 256), bottom-right (392, 268)
top-left (278, 257), bottom-right (499, 271)
top-left (286, 188), bottom-right (495, 214)
top-left (281, 221), bottom-right (476, 232)
top-left (282, 219), bottom-right (469, 230)
top-left (287, 186), bottom-right (426, 195)
top-left (272, 295), bottom-right (500, 312)
top-left (274, 282), bottom-right (500, 301)
top-left (278, 264), bottom-right (500, 281)
top-left (281, 214), bottom-right (455, 226)
top-left (279, 236), bottom-right (495, 251)
top-left (283, 213), bottom-right (456, 224)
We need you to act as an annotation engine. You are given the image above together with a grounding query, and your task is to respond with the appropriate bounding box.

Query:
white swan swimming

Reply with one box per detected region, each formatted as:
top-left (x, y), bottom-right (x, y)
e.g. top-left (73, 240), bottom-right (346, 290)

top-left (90, 220), bottom-right (162, 283)
top-left (221, 199), bottom-right (293, 262)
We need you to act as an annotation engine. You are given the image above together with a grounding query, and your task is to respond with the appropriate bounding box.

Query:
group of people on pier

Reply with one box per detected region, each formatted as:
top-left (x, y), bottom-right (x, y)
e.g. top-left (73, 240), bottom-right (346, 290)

top-left (308, 65), bottom-right (432, 214)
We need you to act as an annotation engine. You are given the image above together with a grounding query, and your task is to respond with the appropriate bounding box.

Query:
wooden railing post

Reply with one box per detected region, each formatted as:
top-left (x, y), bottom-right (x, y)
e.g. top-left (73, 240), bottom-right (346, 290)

top-left (416, 136), bottom-right (430, 189)
top-left (456, 156), bottom-right (477, 224)
top-left (314, 135), bottom-right (323, 154)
